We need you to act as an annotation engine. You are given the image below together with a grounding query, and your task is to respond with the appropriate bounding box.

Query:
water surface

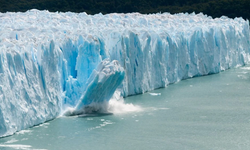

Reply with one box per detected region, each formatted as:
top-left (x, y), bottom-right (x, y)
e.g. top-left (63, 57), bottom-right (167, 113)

top-left (1, 66), bottom-right (250, 150)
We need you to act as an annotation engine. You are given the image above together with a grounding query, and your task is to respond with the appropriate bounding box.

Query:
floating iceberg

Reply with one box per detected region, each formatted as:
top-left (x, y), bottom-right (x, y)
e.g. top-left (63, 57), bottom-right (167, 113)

top-left (0, 10), bottom-right (249, 137)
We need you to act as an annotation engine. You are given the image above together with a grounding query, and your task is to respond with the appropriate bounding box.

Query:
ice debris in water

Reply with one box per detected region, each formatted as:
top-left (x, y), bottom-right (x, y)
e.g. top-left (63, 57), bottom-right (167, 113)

top-left (0, 10), bottom-right (250, 137)
top-left (149, 93), bottom-right (161, 96)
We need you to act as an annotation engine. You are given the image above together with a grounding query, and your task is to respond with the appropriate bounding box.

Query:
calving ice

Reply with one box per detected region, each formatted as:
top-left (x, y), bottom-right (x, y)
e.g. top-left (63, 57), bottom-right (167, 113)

top-left (0, 10), bottom-right (249, 137)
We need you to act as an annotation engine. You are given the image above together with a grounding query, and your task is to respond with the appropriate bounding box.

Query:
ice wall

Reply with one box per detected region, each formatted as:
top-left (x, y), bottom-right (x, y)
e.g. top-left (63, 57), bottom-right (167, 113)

top-left (0, 10), bottom-right (250, 137)
top-left (0, 41), bottom-right (61, 137)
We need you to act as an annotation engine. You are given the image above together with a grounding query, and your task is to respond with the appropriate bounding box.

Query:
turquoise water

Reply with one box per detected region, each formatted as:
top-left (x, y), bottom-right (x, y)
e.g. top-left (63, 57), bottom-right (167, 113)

top-left (1, 66), bottom-right (250, 150)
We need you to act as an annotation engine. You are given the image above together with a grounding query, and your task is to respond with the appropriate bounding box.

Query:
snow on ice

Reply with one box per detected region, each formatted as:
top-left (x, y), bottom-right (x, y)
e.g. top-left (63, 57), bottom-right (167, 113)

top-left (0, 10), bottom-right (249, 137)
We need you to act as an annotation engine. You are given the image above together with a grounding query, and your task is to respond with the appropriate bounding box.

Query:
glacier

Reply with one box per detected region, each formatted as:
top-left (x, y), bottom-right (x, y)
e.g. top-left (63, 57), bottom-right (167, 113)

top-left (0, 9), bottom-right (250, 137)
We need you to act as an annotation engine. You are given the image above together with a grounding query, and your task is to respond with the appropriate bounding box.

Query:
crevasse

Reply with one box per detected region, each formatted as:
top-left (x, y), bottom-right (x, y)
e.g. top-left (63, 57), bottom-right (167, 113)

top-left (0, 10), bottom-right (249, 137)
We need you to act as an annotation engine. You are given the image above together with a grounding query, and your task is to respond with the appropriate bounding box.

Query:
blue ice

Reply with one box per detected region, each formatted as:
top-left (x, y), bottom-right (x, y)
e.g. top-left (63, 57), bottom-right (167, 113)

top-left (0, 10), bottom-right (249, 137)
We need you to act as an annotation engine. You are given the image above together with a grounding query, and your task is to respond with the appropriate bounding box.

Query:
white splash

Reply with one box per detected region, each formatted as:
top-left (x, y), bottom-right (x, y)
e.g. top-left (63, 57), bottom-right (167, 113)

top-left (107, 91), bottom-right (142, 114)
top-left (63, 91), bottom-right (142, 115)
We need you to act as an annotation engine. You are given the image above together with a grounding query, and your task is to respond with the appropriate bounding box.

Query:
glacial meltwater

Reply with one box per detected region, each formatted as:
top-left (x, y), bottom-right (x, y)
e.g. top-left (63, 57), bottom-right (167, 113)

top-left (1, 66), bottom-right (250, 150)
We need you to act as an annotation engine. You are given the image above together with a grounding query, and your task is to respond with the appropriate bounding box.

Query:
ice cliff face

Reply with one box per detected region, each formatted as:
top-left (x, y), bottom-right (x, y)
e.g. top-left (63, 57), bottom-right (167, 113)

top-left (0, 10), bottom-right (249, 137)
top-left (0, 41), bottom-right (61, 137)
